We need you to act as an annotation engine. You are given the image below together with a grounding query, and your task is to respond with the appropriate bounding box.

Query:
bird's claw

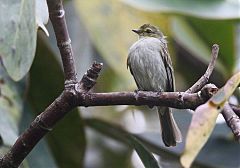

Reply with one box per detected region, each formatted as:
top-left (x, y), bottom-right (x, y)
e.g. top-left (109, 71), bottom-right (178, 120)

top-left (134, 89), bottom-right (140, 93)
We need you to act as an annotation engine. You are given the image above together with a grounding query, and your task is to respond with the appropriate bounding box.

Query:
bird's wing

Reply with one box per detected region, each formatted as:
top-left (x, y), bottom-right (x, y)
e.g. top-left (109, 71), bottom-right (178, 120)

top-left (127, 56), bottom-right (141, 89)
top-left (160, 45), bottom-right (175, 92)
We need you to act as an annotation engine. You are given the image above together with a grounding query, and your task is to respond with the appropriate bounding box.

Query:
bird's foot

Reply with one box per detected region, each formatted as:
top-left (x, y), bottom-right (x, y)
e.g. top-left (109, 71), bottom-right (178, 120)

top-left (134, 89), bottom-right (140, 93)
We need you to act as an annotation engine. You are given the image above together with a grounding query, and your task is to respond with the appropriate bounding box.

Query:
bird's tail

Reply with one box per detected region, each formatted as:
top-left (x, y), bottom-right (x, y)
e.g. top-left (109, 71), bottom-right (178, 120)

top-left (157, 107), bottom-right (182, 147)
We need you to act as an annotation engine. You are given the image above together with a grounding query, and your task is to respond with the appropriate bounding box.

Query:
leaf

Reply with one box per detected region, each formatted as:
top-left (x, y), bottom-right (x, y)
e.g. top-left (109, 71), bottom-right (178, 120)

top-left (211, 73), bottom-right (240, 106)
top-left (180, 71), bottom-right (240, 168)
top-left (235, 24), bottom-right (240, 73)
top-left (85, 118), bottom-right (160, 168)
top-left (187, 18), bottom-right (236, 76)
top-left (28, 35), bottom-right (86, 167)
top-left (180, 104), bottom-right (218, 168)
top-left (0, 65), bottom-right (26, 147)
top-left (0, 109), bottom-right (18, 147)
top-left (129, 136), bottom-right (161, 168)
top-left (0, 0), bottom-right (36, 81)
top-left (0, 65), bottom-right (29, 167)
top-left (171, 17), bottom-right (227, 79)
top-left (36, 0), bottom-right (49, 36)
top-left (123, 0), bottom-right (240, 20)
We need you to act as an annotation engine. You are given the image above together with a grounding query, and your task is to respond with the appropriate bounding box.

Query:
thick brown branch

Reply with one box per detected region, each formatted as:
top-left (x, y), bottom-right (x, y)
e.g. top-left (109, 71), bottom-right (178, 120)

top-left (47, 0), bottom-right (76, 82)
top-left (186, 44), bottom-right (219, 93)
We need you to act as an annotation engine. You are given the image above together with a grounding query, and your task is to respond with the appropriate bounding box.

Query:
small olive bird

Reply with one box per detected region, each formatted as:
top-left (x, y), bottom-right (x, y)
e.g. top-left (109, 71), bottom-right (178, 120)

top-left (127, 24), bottom-right (182, 147)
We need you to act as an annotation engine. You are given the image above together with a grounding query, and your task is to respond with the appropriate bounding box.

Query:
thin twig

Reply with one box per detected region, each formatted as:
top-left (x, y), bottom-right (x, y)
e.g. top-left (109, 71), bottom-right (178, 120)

top-left (230, 104), bottom-right (240, 118)
top-left (186, 44), bottom-right (219, 93)
top-left (222, 103), bottom-right (240, 142)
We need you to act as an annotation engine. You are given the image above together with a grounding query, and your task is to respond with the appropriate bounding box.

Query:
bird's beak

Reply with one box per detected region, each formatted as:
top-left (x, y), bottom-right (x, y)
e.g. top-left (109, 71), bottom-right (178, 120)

top-left (132, 29), bottom-right (140, 34)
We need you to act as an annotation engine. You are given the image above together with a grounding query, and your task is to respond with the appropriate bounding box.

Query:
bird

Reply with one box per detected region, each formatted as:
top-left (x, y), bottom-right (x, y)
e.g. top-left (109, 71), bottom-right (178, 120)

top-left (127, 24), bottom-right (182, 147)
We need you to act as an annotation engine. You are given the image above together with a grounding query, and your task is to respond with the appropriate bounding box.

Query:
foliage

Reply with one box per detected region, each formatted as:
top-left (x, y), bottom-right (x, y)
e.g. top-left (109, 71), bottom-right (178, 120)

top-left (0, 0), bottom-right (48, 81)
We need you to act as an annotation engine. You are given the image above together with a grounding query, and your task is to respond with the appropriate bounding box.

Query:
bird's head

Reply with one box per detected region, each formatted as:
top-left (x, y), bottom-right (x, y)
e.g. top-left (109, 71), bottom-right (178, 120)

top-left (132, 24), bottom-right (165, 39)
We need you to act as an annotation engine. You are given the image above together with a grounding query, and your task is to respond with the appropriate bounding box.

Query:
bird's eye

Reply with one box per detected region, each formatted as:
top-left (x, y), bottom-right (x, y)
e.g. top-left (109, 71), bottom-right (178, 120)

top-left (145, 28), bottom-right (152, 33)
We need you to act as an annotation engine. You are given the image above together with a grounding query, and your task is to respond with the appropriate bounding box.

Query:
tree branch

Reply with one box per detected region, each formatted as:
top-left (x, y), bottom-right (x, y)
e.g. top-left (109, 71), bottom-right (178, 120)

top-left (76, 84), bottom-right (217, 109)
top-left (182, 44), bottom-right (240, 141)
top-left (0, 0), bottom-right (104, 166)
top-left (230, 104), bottom-right (240, 118)
top-left (186, 44), bottom-right (219, 93)
top-left (0, 60), bottom-right (217, 168)
top-left (222, 103), bottom-right (240, 142)
top-left (0, 62), bottom-right (103, 168)
top-left (47, 0), bottom-right (77, 82)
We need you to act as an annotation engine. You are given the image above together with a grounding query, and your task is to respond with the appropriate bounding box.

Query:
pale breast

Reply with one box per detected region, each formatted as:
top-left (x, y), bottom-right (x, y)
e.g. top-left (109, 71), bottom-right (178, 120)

top-left (128, 37), bottom-right (168, 91)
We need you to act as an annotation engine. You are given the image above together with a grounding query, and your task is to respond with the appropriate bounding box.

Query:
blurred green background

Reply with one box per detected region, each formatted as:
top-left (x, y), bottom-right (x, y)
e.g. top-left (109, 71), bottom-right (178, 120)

top-left (0, 0), bottom-right (240, 168)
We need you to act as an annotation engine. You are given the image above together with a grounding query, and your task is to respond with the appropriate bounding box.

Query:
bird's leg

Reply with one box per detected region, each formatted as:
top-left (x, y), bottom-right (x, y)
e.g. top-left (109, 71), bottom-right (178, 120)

top-left (134, 88), bottom-right (140, 93)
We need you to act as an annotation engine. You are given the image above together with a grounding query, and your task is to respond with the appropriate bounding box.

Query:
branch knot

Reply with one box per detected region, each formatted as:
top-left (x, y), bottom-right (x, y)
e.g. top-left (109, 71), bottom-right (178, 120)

top-left (35, 115), bottom-right (53, 132)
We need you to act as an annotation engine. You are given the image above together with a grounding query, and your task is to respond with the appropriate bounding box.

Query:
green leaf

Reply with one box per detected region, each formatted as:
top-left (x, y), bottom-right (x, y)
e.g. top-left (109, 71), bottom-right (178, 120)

top-left (123, 0), bottom-right (240, 20)
top-left (0, 64), bottom-right (28, 167)
top-left (0, 0), bottom-right (36, 81)
top-left (85, 118), bottom-right (160, 168)
top-left (28, 35), bottom-right (86, 167)
top-left (181, 72), bottom-right (240, 168)
top-left (129, 136), bottom-right (161, 168)
top-left (235, 24), bottom-right (240, 73)
top-left (0, 65), bottom-right (26, 147)
top-left (0, 109), bottom-right (18, 147)
top-left (47, 111), bottom-right (86, 168)
top-left (187, 18), bottom-right (236, 76)
top-left (171, 17), bottom-right (227, 78)
top-left (36, 0), bottom-right (49, 36)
